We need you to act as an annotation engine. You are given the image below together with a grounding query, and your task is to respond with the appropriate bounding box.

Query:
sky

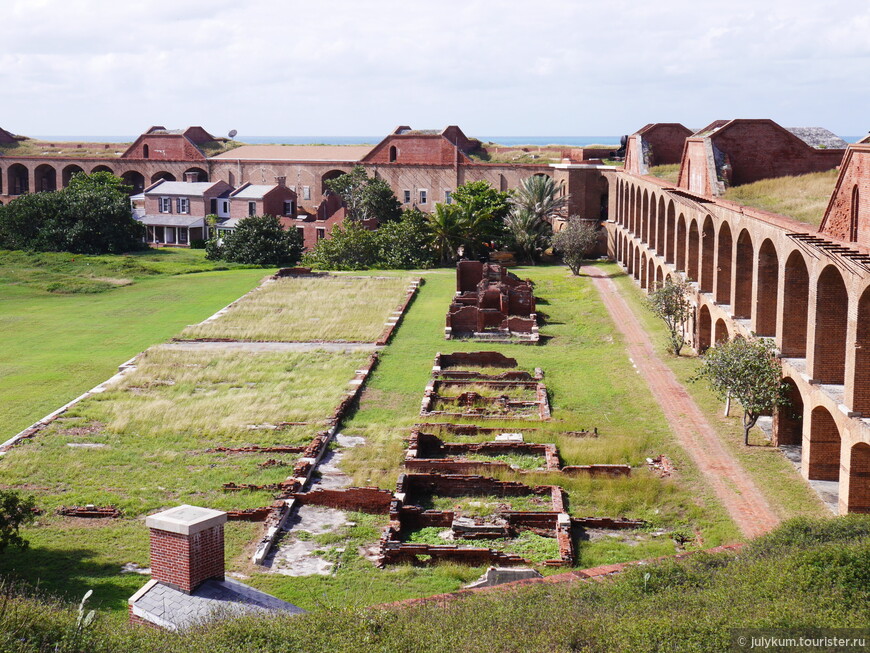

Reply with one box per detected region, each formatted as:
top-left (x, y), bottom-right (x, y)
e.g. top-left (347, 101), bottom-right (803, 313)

top-left (2, 0), bottom-right (869, 139)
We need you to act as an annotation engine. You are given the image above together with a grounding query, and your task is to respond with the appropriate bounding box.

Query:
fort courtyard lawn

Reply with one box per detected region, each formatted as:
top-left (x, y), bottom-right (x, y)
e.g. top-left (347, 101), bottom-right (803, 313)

top-left (0, 257), bottom-right (831, 619)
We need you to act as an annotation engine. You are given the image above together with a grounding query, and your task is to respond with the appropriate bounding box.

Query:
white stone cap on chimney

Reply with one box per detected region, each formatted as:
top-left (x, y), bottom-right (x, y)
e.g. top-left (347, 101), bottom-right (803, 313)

top-left (146, 505), bottom-right (227, 535)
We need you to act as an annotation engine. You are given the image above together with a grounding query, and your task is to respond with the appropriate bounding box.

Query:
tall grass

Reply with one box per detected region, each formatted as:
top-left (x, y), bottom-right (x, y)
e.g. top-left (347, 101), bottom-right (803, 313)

top-left (722, 169), bottom-right (838, 226)
top-left (180, 275), bottom-right (411, 342)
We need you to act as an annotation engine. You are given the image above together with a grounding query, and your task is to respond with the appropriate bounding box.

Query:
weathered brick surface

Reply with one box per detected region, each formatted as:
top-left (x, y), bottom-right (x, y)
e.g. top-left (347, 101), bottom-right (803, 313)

top-left (293, 487), bottom-right (394, 514)
top-left (150, 526), bottom-right (224, 594)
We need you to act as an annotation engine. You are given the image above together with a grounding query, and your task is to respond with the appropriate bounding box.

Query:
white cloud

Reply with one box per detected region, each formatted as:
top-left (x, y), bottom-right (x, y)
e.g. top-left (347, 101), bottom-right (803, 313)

top-left (1, 0), bottom-right (868, 138)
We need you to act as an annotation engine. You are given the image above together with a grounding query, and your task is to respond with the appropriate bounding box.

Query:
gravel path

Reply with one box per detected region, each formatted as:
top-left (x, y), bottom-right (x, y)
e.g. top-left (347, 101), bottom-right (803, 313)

top-left (583, 265), bottom-right (780, 539)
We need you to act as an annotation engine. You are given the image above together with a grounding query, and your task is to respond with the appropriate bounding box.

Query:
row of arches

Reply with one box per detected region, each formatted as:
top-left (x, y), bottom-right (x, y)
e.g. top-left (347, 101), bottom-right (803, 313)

top-left (0, 163), bottom-right (210, 196)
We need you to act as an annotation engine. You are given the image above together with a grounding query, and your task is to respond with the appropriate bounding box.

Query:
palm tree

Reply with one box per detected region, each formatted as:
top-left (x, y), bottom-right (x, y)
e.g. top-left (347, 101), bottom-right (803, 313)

top-left (504, 206), bottom-right (553, 264)
top-left (512, 174), bottom-right (569, 222)
top-left (427, 203), bottom-right (464, 265)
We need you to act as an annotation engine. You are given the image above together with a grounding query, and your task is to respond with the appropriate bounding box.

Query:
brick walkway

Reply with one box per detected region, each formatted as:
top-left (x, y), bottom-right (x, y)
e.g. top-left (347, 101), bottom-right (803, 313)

top-left (583, 265), bottom-right (779, 539)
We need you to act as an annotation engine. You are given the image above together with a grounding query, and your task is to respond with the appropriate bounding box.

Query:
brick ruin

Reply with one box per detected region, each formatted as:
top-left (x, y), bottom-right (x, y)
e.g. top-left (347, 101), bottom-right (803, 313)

top-left (445, 262), bottom-right (539, 342)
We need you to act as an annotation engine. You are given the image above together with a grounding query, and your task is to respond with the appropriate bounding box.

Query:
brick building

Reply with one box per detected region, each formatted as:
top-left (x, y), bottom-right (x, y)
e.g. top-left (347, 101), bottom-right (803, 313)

top-left (623, 123), bottom-right (693, 176)
top-left (140, 178), bottom-right (232, 245)
top-left (677, 119), bottom-right (846, 196)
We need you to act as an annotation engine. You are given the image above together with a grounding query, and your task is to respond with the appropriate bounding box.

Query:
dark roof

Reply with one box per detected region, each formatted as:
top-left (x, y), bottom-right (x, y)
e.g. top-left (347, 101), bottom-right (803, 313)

top-left (786, 127), bottom-right (848, 149)
top-left (129, 578), bottom-right (303, 631)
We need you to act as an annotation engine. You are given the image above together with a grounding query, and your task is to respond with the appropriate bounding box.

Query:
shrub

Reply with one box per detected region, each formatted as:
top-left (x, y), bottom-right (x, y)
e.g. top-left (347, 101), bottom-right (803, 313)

top-left (302, 222), bottom-right (380, 270)
top-left (552, 216), bottom-right (600, 274)
top-left (208, 215), bottom-right (303, 267)
top-left (375, 210), bottom-right (437, 269)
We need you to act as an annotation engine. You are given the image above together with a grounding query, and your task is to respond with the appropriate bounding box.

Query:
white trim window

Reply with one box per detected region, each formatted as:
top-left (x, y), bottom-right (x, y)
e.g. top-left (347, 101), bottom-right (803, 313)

top-left (303, 186), bottom-right (311, 200)
top-left (284, 200), bottom-right (295, 216)
top-left (444, 190), bottom-right (452, 204)
top-left (419, 189), bottom-right (428, 205)
top-left (159, 197), bottom-right (172, 213)
top-left (403, 189), bottom-right (411, 204)
top-left (176, 197), bottom-right (189, 214)
top-left (248, 201), bottom-right (257, 217)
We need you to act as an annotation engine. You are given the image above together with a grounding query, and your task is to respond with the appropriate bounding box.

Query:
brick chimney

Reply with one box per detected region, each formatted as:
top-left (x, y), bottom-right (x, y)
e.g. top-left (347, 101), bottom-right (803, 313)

top-left (145, 505), bottom-right (226, 594)
top-left (275, 175), bottom-right (286, 187)
top-left (184, 171), bottom-right (200, 183)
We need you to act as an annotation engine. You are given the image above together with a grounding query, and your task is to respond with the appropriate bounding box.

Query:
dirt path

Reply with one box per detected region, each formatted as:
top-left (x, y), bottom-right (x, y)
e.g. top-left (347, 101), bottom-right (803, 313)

top-left (582, 265), bottom-right (779, 539)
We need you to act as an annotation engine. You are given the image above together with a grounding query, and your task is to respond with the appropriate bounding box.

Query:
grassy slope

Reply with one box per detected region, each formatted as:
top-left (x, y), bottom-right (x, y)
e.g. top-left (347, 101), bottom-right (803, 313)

top-left (648, 163), bottom-right (680, 184)
top-left (722, 169), bottom-right (838, 226)
top-left (608, 263), bottom-right (830, 520)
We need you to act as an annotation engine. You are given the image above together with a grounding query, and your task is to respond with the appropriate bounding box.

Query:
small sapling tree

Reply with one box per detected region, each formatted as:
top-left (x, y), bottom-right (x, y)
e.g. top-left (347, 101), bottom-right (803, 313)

top-left (646, 277), bottom-right (693, 355)
top-left (691, 336), bottom-right (787, 445)
top-left (552, 216), bottom-right (599, 275)
top-left (0, 490), bottom-right (36, 553)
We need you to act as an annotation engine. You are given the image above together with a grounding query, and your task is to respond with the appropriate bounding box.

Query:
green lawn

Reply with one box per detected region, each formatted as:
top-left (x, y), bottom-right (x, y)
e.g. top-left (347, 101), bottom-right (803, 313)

top-left (0, 250), bottom-right (271, 442)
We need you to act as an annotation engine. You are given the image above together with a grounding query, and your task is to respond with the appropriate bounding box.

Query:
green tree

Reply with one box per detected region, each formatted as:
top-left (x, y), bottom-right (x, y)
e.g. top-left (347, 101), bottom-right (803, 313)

top-left (504, 206), bottom-right (552, 264)
top-left (376, 209), bottom-right (437, 269)
top-left (325, 166), bottom-right (402, 223)
top-left (552, 216), bottom-right (600, 275)
top-left (512, 174), bottom-right (568, 222)
top-left (426, 203), bottom-right (466, 265)
top-left (210, 215), bottom-right (303, 266)
top-left (646, 276), bottom-right (693, 355)
top-left (450, 180), bottom-right (512, 221)
top-left (691, 336), bottom-right (788, 445)
top-left (0, 490), bottom-right (36, 553)
top-left (0, 172), bottom-right (144, 254)
top-left (302, 221), bottom-right (380, 270)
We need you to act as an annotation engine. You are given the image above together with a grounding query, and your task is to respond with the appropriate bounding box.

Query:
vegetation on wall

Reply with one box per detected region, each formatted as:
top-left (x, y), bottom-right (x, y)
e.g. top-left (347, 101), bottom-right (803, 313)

top-left (0, 172), bottom-right (145, 254)
top-left (324, 165), bottom-right (402, 223)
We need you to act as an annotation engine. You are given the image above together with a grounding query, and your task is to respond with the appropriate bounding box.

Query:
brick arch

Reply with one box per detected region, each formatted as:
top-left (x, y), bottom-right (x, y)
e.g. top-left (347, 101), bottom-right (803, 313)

top-left (62, 164), bottom-right (85, 187)
top-left (121, 170), bottom-right (146, 194)
top-left (35, 163), bottom-right (57, 192)
top-left (714, 318), bottom-right (729, 344)
top-left (676, 213), bottom-right (687, 271)
top-left (715, 222), bottom-right (733, 304)
top-left (7, 163), bottom-right (28, 195)
top-left (734, 229), bottom-right (754, 318)
top-left (615, 179), bottom-right (622, 224)
top-left (850, 185), bottom-right (859, 242)
top-left (665, 201), bottom-right (675, 264)
top-left (774, 377), bottom-right (804, 446)
top-left (151, 171), bottom-right (176, 183)
top-left (633, 187), bottom-right (641, 236)
top-left (641, 189), bottom-right (649, 243)
top-left (634, 247), bottom-right (641, 280)
top-left (183, 167), bottom-right (208, 182)
top-left (782, 250), bottom-right (810, 357)
top-left (91, 164), bottom-right (113, 174)
top-left (321, 169), bottom-right (347, 196)
top-left (851, 286), bottom-right (870, 414)
top-left (641, 251), bottom-right (648, 288)
top-left (755, 239), bottom-right (779, 337)
top-left (647, 257), bottom-right (655, 291)
top-left (698, 304), bottom-right (712, 352)
top-left (655, 265), bottom-right (663, 290)
top-left (687, 219), bottom-right (700, 281)
top-left (847, 443), bottom-right (870, 513)
top-left (700, 215), bottom-right (715, 293)
top-left (807, 406), bottom-right (841, 481)
top-left (647, 190), bottom-right (655, 245)
top-left (656, 196), bottom-right (666, 253)
top-left (812, 265), bottom-right (848, 385)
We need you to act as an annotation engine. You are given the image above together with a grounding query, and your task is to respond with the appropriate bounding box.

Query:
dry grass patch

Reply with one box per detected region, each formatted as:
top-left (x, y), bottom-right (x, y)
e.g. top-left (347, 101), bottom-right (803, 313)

top-left (180, 275), bottom-right (411, 342)
top-left (722, 169), bottom-right (838, 226)
top-left (648, 164), bottom-right (681, 184)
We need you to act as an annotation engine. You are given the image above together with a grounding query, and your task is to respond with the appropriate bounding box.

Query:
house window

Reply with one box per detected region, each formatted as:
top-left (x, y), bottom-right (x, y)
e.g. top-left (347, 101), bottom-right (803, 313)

top-left (159, 197), bottom-right (171, 213)
top-left (248, 201), bottom-right (256, 217)
top-left (389, 145), bottom-right (397, 162)
top-left (444, 190), bottom-right (452, 204)
top-left (419, 189), bottom-right (427, 205)
top-left (403, 189), bottom-right (411, 204)
top-left (284, 200), bottom-right (295, 216)
top-left (143, 144), bottom-right (149, 159)
top-left (210, 198), bottom-right (217, 214)
top-left (316, 228), bottom-right (325, 241)
top-left (297, 227), bottom-right (305, 240)
top-left (178, 228), bottom-right (189, 245)
top-left (222, 200), bottom-right (229, 214)
top-left (176, 198), bottom-right (189, 214)
top-left (303, 186), bottom-right (311, 200)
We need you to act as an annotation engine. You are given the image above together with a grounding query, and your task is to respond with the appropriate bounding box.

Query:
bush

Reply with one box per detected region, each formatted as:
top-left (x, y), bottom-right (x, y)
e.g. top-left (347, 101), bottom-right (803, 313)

top-left (207, 215), bottom-right (303, 267)
top-left (552, 216), bottom-right (600, 275)
top-left (302, 222), bottom-right (379, 270)
top-left (189, 239), bottom-right (206, 250)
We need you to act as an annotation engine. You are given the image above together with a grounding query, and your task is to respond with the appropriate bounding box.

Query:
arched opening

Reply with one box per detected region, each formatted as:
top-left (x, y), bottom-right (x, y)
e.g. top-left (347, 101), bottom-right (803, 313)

top-left (151, 171), bottom-right (176, 183)
top-left (853, 287), bottom-right (870, 414)
top-left (782, 251), bottom-right (809, 357)
top-left (634, 187), bottom-right (641, 235)
top-left (634, 248), bottom-right (640, 280)
top-left (647, 258), bottom-right (655, 290)
top-left (62, 164), bottom-right (85, 187)
top-left (640, 252), bottom-right (648, 288)
top-left (655, 265), bottom-right (663, 290)
top-left (8, 164), bottom-right (29, 195)
top-left (755, 239), bottom-right (779, 336)
top-left (715, 222), bottom-right (733, 304)
top-left (626, 242), bottom-right (634, 275)
top-left (183, 167), bottom-right (208, 183)
top-left (641, 190), bottom-right (649, 243)
top-left (813, 265), bottom-right (848, 385)
top-left (665, 201), bottom-right (675, 264)
top-left (599, 175), bottom-right (609, 221)
top-left (656, 196), bottom-right (666, 253)
top-left (121, 170), bottom-right (146, 194)
top-left (698, 305), bottom-right (712, 352)
top-left (807, 406), bottom-right (841, 481)
top-left (734, 229), bottom-right (754, 318)
top-left (676, 214), bottom-right (687, 271)
top-left (0, 168), bottom-right (3, 195)
top-left (321, 169), bottom-right (346, 197)
top-left (91, 165), bottom-right (113, 174)
top-left (847, 443), bottom-right (870, 513)
top-left (142, 144), bottom-right (150, 159)
top-left (687, 220), bottom-right (700, 281)
top-left (389, 145), bottom-right (397, 162)
top-left (850, 185), bottom-right (859, 242)
top-left (34, 164), bottom-right (57, 192)
top-left (714, 318), bottom-right (729, 344)
top-left (700, 215), bottom-right (715, 293)
top-left (774, 377), bottom-right (803, 446)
